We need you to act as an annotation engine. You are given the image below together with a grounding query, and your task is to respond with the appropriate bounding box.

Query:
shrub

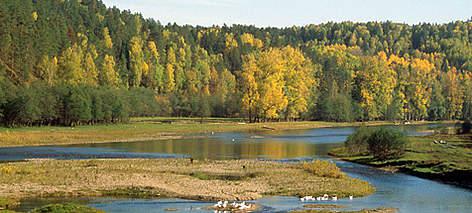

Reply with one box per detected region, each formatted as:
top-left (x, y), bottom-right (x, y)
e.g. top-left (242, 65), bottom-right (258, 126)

top-left (302, 160), bottom-right (344, 179)
top-left (461, 120), bottom-right (471, 134)
top-left (367, 128), bottom-right (407, 160)
top-left (345, 126), bottom-right (372, 155)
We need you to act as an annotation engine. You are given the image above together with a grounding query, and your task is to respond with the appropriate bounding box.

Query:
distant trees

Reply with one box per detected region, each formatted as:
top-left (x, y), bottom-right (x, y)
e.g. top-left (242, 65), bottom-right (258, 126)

top-left (0, 0), bottom-right (472, 126)
top-left (240, 47), bottom-right (315, 122)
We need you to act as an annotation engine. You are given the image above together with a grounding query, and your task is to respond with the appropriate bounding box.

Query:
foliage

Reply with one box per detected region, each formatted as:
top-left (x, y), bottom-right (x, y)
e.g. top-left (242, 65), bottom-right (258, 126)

top-left (0, 0), bottom-right (472, 126)
top-left (461, 120), bottom-right (471, 134)
top-left (345, 126), bottom-right (372, 155)
top-left (366, 128), bottom-right (407, 160)
top-left (302, 160), bottom-right (344, 179)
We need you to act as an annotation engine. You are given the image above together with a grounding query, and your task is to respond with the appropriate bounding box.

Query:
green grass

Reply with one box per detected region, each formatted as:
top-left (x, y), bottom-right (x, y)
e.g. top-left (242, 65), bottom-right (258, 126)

top-left (331, 133), bottom-right (472, 187)
top-left (29, 203), bottom-right (104, 213)
top-left (0, 117), bottom-right (451, 147)
top-left (291, 208), bottom-right (397, 213)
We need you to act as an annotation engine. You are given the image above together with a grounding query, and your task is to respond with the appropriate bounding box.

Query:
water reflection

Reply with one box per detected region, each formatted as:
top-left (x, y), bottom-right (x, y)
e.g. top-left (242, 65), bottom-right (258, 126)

top-left (0, 124), bottom-right (450, 161)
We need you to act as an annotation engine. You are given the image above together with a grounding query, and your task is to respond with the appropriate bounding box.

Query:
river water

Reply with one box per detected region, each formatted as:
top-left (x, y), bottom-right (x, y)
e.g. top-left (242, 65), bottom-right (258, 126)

top-left (4, 124), bottom-right (472, 213)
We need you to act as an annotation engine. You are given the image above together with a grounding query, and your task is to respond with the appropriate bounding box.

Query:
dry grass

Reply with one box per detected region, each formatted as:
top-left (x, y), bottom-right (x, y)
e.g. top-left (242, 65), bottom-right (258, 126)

top-left (0, 159), bottom-right (374, 202)
top-left (302, 160), bottom-right (345, 179)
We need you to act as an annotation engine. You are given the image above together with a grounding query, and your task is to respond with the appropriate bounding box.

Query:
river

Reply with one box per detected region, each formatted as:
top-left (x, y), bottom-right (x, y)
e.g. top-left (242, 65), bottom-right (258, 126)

top-left (4, 124), bottom-right (472, 213)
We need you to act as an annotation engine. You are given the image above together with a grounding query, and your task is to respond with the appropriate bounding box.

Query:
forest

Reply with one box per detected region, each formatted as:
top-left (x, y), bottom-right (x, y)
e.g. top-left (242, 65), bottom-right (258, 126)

top-left (0, 0), bottom-right (472, 126)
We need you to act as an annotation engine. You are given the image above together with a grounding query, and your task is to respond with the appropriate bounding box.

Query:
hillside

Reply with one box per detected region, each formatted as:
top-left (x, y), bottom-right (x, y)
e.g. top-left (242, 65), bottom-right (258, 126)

top-left (0, 0), bottom-right (471, 126)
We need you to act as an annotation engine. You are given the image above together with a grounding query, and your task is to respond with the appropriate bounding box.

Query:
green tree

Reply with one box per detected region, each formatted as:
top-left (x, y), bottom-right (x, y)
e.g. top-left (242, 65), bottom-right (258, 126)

top-left (367, 128), bottom-right (407, 160)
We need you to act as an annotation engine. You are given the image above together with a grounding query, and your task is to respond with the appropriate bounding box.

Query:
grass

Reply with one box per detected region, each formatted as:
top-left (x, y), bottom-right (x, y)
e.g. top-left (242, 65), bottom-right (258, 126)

top-left (291, 208), bottom-right (397, 213)
top-left (0, 197), bottom-right (18, 210)
top-left (0, 159), bottom-right (374, 202)
top-left (29, 203), bottom-right (104, 213)
top-left (331, 133), bottom-right (472, 188)
top-left (302, 160), bottom-right (345, 179)
top-left (0, 117), bottom-right (451, 147)
top-left (303, 204), bottom-right (346, 209)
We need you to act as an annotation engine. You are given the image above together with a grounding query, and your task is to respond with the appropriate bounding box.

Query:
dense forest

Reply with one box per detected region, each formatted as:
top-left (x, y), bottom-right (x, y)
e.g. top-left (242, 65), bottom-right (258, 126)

top-left (1, 0), bottom-right (472, 126)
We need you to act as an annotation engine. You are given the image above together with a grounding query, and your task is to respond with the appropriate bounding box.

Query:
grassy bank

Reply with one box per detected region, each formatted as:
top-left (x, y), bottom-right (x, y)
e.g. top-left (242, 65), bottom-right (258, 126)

top-left (331, 133), bottom-right (472, 188)
top-left (0, 158), bottom-right (374, 203)
top-left (0, 117), bottom-right (450, 147)
top-left (291, 207), bottom-right (397, 213)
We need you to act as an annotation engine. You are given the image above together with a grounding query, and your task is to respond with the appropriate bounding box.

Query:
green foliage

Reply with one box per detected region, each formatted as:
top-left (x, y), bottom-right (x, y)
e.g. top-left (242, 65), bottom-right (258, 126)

top-left (29, 203), bottom-right (104, 213)
top-left (366, 128), bottom-right (407, 160)
top-left (302, 160), bottom-right (344, 179)
top-left (461, 120), bottom-right (471, 134)
top-left (345, 126), bottom-right (372, 155)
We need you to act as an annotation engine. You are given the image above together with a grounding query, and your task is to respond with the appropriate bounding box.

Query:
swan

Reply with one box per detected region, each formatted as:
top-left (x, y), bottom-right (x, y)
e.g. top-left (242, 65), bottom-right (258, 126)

top-left (332, 196), bottom-right (338, 201)
top-left (349, 195), bottom-right (354, 200)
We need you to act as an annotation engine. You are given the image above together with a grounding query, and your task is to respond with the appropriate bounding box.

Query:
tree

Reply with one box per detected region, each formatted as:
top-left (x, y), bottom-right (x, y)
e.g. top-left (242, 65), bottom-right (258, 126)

top-left (355, 53), bottom-right (396, 120)
top-left (367, 128), bottom-right (407, 160)
top-left (240, 54), bottom-right (260, 122)
top-left (428, 83), bottom-right (446, 120)
top-left (281, 46), bottom-right (315, 120)
top-left (37, 56), bottom-right (58, 86)
top-left (164, 46), bottom-right (176, 93)
top-left (63, 86), bottom-right (92, 126)
top-left (58, 44), bottom-right (84, 85)
top-left (129, 36), bottom-right (146, 87)
top-left (345, 126), bottom-right (372, 155)
top-left (442, 68), bottom-right (464, 120)
top-left (83, 46), bottom-right (99, 86)
top-left (100, 55), bottom-right (121, 87)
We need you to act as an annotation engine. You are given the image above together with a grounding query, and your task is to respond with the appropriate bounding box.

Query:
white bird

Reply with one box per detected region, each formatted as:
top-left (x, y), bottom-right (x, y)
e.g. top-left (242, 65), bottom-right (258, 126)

top-left (316, 197), bottom-right (322, 201)
top-left (332, 196), bottom-right (338, 201)
top-left (232, 138), bottom-right (235, 142)
top-left (349, 195), bottom-right (354, 200)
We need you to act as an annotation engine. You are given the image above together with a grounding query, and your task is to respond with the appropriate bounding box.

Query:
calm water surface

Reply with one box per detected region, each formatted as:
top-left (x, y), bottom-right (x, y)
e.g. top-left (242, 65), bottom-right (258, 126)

top-left (6, 124), bottom-right (472, 213)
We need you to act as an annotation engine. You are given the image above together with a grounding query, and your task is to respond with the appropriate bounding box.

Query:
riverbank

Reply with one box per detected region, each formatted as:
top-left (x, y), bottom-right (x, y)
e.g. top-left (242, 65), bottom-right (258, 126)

top-left (0, 158), bottom-right (374, 209)
top-left (0, 117), bottom-right (452, 147)
top-left (330, 133), bottom-right (472, 189)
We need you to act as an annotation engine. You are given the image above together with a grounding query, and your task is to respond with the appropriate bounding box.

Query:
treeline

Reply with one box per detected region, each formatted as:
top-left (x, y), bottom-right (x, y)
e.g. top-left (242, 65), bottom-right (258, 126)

top-left (0, 81), bottom-right (161, 126)
top-left (0, 0), bottom-right (472, 126)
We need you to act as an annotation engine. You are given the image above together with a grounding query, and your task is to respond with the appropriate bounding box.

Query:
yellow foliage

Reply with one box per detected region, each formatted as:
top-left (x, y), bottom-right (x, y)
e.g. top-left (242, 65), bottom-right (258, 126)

top-left (103, 27), bottom-right (113, 49)
top-left (32, 11), bottom-right (38, 21)
top-left (241, 33), bottom-right (264, 48)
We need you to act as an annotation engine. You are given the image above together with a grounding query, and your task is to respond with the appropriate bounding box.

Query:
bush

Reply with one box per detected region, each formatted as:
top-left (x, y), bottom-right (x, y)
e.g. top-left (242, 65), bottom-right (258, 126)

top-left (29, 203), bottom-right (104, 213)
top-left (461, 120), bottom-right (471, 134)
top-left (367, 128), bottom-right (407, 160)
top-left (302, 160), bottom-right (344, 179)
top-left (345, 126), bottom-right (372, 155)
